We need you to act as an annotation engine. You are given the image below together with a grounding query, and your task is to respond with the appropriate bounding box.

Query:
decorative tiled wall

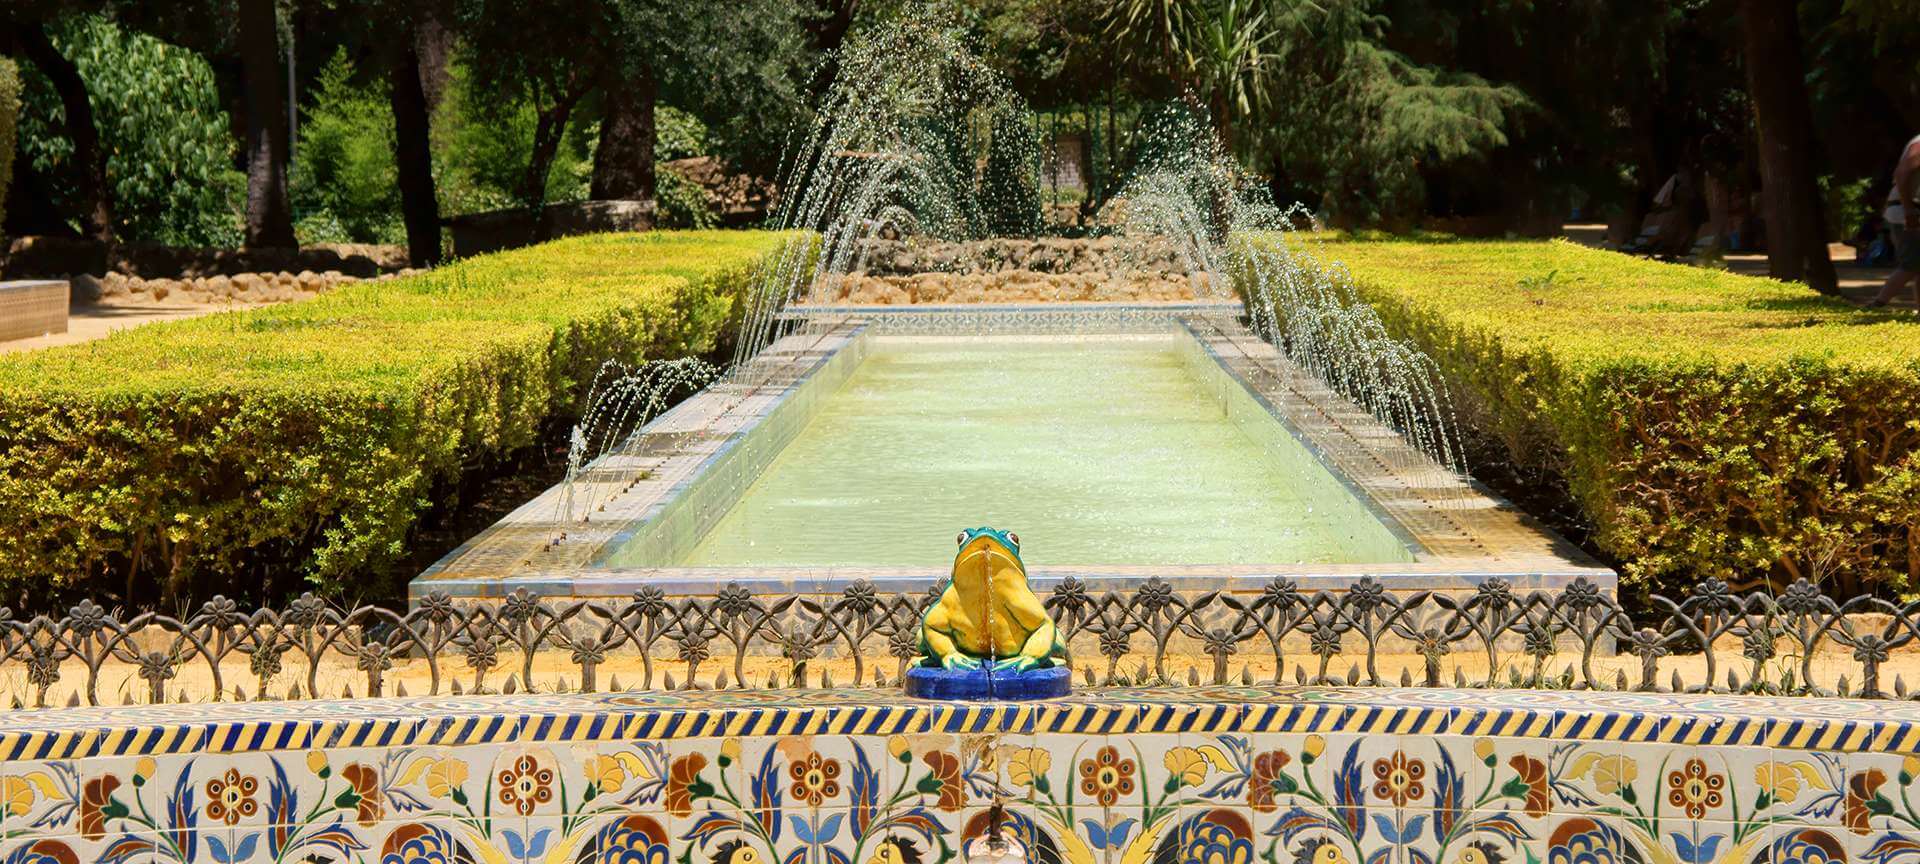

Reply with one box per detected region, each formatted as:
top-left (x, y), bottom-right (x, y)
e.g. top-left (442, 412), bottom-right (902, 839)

top-left (1, 687), bottom-right (1910, 863)
top-left (781, 302), bottom-right (1246, 335)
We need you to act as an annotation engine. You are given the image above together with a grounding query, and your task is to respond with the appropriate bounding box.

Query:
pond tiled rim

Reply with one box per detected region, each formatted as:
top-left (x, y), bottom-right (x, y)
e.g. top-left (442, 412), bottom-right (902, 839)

top-left (417, 303), bottom-right (1611, 602)
top-left (4, 688), bottom-right (1918, 757)
top-left (3, 688), bottom-right (1911, 863)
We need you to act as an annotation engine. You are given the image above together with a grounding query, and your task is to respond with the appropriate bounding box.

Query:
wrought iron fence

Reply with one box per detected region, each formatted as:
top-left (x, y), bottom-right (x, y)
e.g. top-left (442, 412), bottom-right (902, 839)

top-left (2, 576), bottom-right (1914, 708)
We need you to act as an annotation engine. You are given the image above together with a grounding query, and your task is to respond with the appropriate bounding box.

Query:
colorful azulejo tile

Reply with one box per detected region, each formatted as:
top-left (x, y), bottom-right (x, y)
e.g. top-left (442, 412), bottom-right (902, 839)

top-left (0, 686), bottom-right (1917, 862)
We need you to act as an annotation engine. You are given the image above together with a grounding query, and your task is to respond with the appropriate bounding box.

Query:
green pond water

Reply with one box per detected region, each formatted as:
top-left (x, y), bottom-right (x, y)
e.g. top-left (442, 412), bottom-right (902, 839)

top-left (669, 337), bottom-right (1413, 567)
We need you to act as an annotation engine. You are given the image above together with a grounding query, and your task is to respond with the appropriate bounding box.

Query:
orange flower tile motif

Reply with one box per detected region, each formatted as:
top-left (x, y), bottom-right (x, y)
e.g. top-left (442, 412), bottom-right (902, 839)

top-left (341, 762), bottom-right (383, 826)
top-left (1665, 758), bottom-right (1725, 820)
top-left (1848, 767), bottom-right (1888, 835)
top-left (1507, 755), bottom-right (1549, 818)
top-left (788, 751), bottom-right (842, 806)
top-left (204, 768), bottom-right (258, 825)
top-left (1078, 745), bottom-right (1137, 807)
top-left (1371, 751), bottom-right (1425, 807)
top-left (921, 750), bottom-right (966, 811)
top-left (78, 775), bottom-right (120, 840)
top-left (667, 752), bottom-right (709, 817)
top-left (497, 754), bottom-right (555, 816)
top-left (1248, 750), bottom-right (1291, 813)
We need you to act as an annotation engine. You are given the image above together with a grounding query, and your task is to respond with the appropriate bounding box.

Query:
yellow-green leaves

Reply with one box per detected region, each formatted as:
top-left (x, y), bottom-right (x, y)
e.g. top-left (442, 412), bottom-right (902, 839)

top-left (0, 231), bottom-right (784, 602)
top-left (1283, 237), bottom-right (1920, 597)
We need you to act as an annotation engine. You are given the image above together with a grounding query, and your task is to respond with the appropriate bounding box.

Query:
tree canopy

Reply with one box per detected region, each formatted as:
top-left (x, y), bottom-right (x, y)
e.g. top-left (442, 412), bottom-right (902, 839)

top-left (0, 0), bottom-right (1910, 278)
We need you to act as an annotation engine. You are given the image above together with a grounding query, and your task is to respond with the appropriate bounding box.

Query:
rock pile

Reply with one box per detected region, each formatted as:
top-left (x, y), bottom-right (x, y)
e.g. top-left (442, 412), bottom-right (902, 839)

top-left (828, 270), bottom-right (1209, 304)
top-left (852, 236), bottom-right (1190, 276)
top-left (824, 236), bottom-right (1209, 304)
top-left (69, 268), bottom-right (422, 306)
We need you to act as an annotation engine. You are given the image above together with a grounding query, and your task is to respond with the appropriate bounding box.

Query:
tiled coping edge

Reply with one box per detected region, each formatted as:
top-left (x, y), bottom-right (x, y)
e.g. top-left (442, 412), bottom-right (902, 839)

top-left (416, 566), bottom-right (1611, 598)
top-left (2, 687), bottom-right (1911, 760)
top-left (416, 304), bottom-right (1612, 598)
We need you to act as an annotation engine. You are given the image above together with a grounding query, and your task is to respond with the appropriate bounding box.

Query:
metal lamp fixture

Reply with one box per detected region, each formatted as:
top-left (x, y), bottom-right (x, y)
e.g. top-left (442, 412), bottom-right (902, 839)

top-left (963, 799), bottom-right (1028, 864)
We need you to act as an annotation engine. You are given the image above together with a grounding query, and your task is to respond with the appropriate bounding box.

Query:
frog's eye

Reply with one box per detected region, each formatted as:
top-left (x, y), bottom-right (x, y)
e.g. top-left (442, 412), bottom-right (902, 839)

top-left (957, 531), bottom-right (969, 546)
top-left (1006, 532), bottom-right (1019, 547)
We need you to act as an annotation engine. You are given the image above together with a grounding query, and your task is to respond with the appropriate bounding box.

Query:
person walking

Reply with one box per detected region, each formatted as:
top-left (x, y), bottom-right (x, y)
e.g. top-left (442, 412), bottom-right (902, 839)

top-left (1871, 134), bottom-right (1920, 307)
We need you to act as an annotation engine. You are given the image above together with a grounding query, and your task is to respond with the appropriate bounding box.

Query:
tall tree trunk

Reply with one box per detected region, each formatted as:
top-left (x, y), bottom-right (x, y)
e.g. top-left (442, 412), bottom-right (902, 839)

top-left (410, 0), bottom-right (454, 113)
top-left (237, 0), bottom-right (296, 248)
top-left (1739, 0), bottom-right (1837, 294)
top-left (11, 20), bottom-right (112, 242)
top-left (513, 66), bottom-right (591, 211)
top-left (589, 64), bottom-right (656, 201)
top-left (517, 105), bottom-right (569, 209)
top-left (389, 37), bottom-right (439, 266)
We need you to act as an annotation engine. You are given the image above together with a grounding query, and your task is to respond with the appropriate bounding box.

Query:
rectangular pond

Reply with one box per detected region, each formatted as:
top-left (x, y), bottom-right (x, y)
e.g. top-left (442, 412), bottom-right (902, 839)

top-left (620, 335), bottom-right (1412, 568)
top-left (416, 304), bottom-right (1610, 599)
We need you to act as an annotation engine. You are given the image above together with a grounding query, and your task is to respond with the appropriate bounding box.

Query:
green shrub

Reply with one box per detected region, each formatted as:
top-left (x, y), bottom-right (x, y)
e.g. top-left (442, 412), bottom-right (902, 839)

top-left (655, 105), bottom-right (708, 162)
top-left (1289, 237), bottom-right (1920, 598)
top-left (292, 51), bottom-right (403, 244)
top-left (981, 110), bottom-right (1043, 237)
top-left (0, 231), bottom-right (787, 605)
top-left (656, 165), bottom-right (717, 229)
top-left (18, 15), bottom-right (242, 245)
top-left (0, 57), bottom-right (19, 229)
top-left (434, 61), bottom-right (591, 214)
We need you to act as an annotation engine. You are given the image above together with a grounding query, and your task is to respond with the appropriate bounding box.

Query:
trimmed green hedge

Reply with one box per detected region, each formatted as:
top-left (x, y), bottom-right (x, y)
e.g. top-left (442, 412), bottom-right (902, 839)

top-left (0, 231), bottom-right (786, 603)
top-left (1296, 237), bottom-right (1920, 597)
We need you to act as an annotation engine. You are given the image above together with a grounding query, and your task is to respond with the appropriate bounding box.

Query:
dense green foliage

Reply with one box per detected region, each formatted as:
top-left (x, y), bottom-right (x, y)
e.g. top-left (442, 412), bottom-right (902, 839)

top-left (450, 0), bottom-right (810, 207)
top-left (0, 58), bottom-right (19, 230)
top-left (18, 14), bottom-right (242, 245)
top-left (978, 0), bottom-right (1525, 225)
top-left (1298, 237), bottom-right (1920, 596)
top-left (655, 106), bottom-right (709, 162)
top-left (6, 1), bottom-right (1911, 243)
top-left (291, 51), bottom-right (403, 245)
top-left (655, 167), bottom-right (717, 229)
top-left (298, 67), bottom-right (727, 234)
top-left (0, 231), bottom-right (786, 605)
top-left (982, 111), bottom-right (1045, 235)
top-left (433, 61), bottom-right (595, 214)
top-left (1254, 3), bottom-right (1524, 226)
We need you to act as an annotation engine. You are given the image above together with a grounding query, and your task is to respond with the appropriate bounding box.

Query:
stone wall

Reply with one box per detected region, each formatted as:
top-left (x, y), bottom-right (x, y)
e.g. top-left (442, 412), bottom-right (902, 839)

top-left (67, 267), bottom-right (417, 305)
top-left (824, 236), bottom-right (1210, 304)
top-left (1, 235), bottom-right (409, 280)
top-left (851, 236), bottom-right (1188, 276)
top-left (0, 686), bottom-right (1895, 864)
top-left (824, 269), bottom-right (1210, 304)
top-left (447, 199), bottom-right (656, 258)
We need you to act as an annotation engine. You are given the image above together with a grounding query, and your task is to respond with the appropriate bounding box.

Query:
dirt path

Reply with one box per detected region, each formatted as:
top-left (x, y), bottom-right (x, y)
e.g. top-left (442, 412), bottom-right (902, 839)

top-left (0, 301), bottom-right (240, 355)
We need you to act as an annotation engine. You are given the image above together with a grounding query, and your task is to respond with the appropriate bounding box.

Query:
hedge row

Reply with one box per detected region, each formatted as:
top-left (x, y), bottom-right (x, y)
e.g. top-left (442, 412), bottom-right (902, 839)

top-left (1299, 237), bottom-right (1920, 598)
top-left (0, 231), bottom-right (787, 603)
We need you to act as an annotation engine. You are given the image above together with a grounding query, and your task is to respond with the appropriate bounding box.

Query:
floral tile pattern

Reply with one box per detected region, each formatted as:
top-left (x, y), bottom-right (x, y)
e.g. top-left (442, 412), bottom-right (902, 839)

top-left (0, 686), bottom-right (1916, 862)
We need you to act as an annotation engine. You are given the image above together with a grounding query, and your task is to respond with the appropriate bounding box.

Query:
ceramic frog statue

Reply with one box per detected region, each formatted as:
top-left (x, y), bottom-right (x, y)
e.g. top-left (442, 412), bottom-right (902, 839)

top-left (918, 527), bottom-right (1066, 672)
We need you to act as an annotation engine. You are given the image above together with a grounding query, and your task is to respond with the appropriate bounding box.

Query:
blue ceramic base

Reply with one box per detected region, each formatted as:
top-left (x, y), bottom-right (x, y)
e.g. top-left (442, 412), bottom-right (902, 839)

top-left (904, 665), bottom-right (1071, 701)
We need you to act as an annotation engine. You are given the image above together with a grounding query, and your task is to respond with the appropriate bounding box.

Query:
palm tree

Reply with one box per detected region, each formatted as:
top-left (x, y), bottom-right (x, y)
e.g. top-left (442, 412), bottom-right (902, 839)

top-left (1107, 0), bottom-right (1296, 155)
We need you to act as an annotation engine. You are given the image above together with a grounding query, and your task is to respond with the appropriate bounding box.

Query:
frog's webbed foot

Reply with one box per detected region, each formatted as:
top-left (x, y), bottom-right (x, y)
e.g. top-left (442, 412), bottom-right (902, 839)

top-left (941, 653), bottom-right (983, 671)
top-left (992, 655), bottom-right (1042, 673)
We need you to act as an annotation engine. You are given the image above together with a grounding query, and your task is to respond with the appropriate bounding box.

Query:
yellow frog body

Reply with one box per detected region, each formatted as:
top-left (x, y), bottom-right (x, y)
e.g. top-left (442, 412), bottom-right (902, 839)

top-left (918, 527), bottom-right (1066, 672)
